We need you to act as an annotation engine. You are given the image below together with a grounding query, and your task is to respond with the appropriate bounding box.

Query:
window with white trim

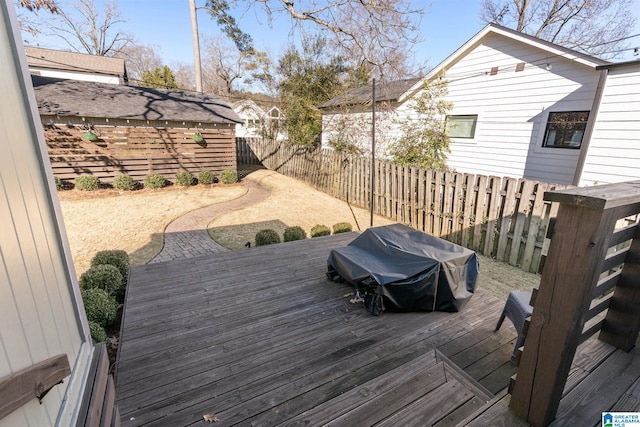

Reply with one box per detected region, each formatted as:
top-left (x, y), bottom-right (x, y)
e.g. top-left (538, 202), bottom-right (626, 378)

top-left (445, 115), bottom-right (477, 139)
top-left (543, 111), bottom-right (589, 149)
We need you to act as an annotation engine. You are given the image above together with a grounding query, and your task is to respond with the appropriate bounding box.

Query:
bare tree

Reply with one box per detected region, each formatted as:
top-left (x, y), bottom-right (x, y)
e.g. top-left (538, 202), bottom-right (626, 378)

top-left (116, 43), bottom-right (163, 84)
top-left (15, 0), bottom-right (58, 37)
top-left (204, 0), bottom-right (424, 81)
top-left (481, 0), bottom-right (637, 58)
top-left (36, 0), bottom-right (133, 56)
top-left (201, 35), bottom-right (272, 98)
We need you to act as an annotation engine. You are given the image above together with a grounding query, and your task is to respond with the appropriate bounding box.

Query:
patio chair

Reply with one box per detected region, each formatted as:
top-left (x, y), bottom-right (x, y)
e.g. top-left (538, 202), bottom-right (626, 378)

top-left (495, 290), bottom-right (533, 362)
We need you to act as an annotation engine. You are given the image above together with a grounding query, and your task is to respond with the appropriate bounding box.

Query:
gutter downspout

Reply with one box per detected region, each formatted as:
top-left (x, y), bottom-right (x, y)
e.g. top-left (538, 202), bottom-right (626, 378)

top-left (572, 68), bottom-right (608, 186)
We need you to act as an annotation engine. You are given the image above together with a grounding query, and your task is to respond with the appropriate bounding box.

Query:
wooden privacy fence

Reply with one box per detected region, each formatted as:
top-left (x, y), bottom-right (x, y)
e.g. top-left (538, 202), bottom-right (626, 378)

top-left (46, 123), bottom-right (236, 182)
top-left (237, 138), bottom-right (568, 274)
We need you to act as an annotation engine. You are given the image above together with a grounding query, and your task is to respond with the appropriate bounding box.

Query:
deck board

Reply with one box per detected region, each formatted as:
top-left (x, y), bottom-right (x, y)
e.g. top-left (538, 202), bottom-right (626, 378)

top-left (115, 232), bottom-right (640, 426)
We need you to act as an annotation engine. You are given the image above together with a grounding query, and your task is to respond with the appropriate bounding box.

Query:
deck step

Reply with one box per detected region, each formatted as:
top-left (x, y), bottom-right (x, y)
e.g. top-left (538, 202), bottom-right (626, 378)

top-left (279, 350), bottom-right (498, 427)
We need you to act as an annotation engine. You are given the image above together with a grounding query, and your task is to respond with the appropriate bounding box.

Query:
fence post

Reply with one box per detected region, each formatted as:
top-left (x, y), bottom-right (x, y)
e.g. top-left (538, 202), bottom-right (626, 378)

top-left (509, 181), bottom-right (640, 426)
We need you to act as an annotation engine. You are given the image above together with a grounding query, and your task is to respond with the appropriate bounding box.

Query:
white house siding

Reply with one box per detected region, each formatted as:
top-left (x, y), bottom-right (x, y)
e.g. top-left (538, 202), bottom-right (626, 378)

top-left (440, 33), bottom-right (601, 185)
top-left (1, 2), bottom-right (90, 425)
top-left (29, 67), bottom-right (122, 84)
top-left (579, 65), bottom-right (640, 186)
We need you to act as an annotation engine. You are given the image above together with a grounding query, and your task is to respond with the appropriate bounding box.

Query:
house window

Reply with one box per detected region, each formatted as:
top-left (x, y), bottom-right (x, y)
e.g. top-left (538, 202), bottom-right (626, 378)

top-left (446, 115), bottom-right (477, 139)
top-left (543, 111), bottom-right (589, 148)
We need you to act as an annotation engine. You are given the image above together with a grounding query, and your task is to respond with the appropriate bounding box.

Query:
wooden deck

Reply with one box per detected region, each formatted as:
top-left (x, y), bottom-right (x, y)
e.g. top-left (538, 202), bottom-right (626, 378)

top-left (114, 233), bottom-right (640, 426)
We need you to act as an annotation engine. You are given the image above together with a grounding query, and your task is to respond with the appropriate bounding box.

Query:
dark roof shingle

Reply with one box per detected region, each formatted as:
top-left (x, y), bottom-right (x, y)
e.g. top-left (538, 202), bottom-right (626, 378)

top-left (319, 77), bottom-right (423, 109)
top-left (32, 76), bottom-right (242, 124)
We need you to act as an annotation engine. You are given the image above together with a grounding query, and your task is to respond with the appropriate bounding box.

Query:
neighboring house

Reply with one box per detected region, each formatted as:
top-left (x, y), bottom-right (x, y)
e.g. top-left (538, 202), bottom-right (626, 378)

top-left (2, 3), bottom-right (110, 425)
top-left (33, 75), bottom-right (242, 182)
top-left (25, 46), bottom-right (128, 84)
top-left (232, 99), bottom-right (285, 141)
top-left (320, 24), bottom-right (640, 186)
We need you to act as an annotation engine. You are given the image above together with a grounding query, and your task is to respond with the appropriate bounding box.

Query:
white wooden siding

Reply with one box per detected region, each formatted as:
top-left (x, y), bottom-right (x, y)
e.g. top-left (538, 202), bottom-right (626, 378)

top-left (579, 66), bottom-right (640, 186)
top-left (441, 33), bottom-right (600, 185)
top-left (1, 2), bottom-right (90, 425)
top-left (29, 68), bottom-right (122, 84)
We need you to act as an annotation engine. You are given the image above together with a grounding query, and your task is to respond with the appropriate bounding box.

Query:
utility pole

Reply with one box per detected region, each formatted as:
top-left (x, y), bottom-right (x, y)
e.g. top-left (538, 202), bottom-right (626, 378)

top-left (188, 0), bottom-right (203, 92)
top-left (370, 78), bottom-right (376, 228)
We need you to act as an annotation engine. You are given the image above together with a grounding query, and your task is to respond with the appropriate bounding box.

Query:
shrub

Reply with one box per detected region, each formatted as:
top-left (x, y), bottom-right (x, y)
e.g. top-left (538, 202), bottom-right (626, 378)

top-left (310, 224), bottom-right (331, 238)
top-left (54, 176), bottom-right (64, 190)
top-left (81, 288), bottom-right (118, 327)
top-left (113, 174), bottom-right (136, 191)
top-left (255, 229), bottom-right (281, 246)
top-left (144, 173), bottom-right (166, 189)
top-left (283, 226), bottom-right (307, 242)
top-left (333, 222), bottom-right (353, 234)
top-left (89, 321), bottom-right (109, 344)
top-left (198, 170), bottom-right (215, 185)
top-left (175, 171), bottom-right (193, 187)
top-left (79, 264), bottom-right (123, 294)
top-left (91, 250), bottom-right (130, 282)
top-left (75, 176), bottom-right (101, 191)
top-left (219, 169), bottom-right (238, 184)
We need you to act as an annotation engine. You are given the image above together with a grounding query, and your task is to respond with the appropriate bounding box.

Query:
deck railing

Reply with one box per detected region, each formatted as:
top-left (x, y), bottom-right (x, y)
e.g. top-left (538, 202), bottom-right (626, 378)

top-left (509, 180), bottom-right (640, 426)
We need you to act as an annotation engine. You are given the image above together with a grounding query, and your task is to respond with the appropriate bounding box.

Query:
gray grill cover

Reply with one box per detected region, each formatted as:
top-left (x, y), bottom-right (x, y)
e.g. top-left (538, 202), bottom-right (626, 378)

top-left (327, 224), bottom-right (479, 314)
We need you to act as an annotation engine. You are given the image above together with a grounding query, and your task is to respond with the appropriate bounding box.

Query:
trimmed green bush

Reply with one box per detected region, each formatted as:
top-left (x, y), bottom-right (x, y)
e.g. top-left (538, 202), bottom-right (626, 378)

top-left (283, 226), bottom-right (307, 242)
top-left (310, 224), bottom-right (331, 238)
top-left (75, 176), bottom-right (101, 191)
top-left (82, 288), bottom-right (118, 327)
top-left (175, 171), bottom-right (194, 187)
top-left (255, 229), bottom-right (281, 246)
top-left (144, 173), bottom-right (166, 189)
top-left (89, 321), bottom-right (109, 344)
top-left (91, 250), bottom-right (130, 282)
top-left (332, 222), bottom-right (353, 234)
top-left (113, 174), bottom-right (136, 191)
top-left (219, 169), bottom-right (238, 184)
top-left (54, 176), bottom-right (64, 190)
top-left (198, 170), bottom-right (215, 185)
top-left (79, 264), bottom-right (123, 294)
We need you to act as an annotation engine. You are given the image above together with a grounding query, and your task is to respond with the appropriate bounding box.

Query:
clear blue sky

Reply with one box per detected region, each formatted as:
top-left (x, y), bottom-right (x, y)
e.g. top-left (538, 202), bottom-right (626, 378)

top-left (25, 0), bottom-right (640, 71)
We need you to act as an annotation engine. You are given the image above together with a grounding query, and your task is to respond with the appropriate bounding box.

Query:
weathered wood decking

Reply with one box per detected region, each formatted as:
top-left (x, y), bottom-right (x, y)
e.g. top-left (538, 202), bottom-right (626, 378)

top-left (114, 233), bottom-right (640, 426)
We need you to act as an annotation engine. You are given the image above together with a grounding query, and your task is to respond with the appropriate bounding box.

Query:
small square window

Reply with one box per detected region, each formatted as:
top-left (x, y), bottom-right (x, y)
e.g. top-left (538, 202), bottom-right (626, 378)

top-left (543, 111), bottom-right (589, 148)
top-left (446, 115), bottom-right (477, 139)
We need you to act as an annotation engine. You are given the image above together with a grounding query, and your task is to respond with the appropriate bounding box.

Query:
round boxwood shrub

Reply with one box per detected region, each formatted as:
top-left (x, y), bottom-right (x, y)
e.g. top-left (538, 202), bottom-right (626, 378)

top-left (75, 176), bottom-right (101, 191)
top-left (89, 321), bottom-right (109, 344)
top-left (79, 264), bottom-right (123, 294)
top-left (219, 169), bottom-right (238, 184)
top-left (310, 224), bottom-right (331, 238)
top-left (82, 288), bottom-right (118, 327)
top-left (332, 222), bottom-right (353, 234)
top-left (144, 173), bottom-right (166, 189)
top-left (283, 226), bottom-right (307, 242)
top-left (175, 171), bottom-right (194, 187)
top-left (198, 170), bottom-right (215, 185)
top-left (113, 174), bottom-right (136, 191)
top-left (255, 229), bottom-right (281, 246)
top-left (91, 250), bottom-right (129, 283)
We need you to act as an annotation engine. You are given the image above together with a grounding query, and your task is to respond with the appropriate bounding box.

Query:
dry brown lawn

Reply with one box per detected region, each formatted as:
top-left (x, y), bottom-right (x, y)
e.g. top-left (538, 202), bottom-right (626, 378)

top-left (58, 168), bottom-right (539, 299)
top-left (59, 184), bottom-right (246, 275)
top-left (208, 169), bottom-right (394, 249)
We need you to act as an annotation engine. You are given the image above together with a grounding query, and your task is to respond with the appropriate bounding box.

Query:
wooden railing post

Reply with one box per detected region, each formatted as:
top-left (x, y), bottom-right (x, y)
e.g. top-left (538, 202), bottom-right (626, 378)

top-left (508, 182), bottom-right (640, 427)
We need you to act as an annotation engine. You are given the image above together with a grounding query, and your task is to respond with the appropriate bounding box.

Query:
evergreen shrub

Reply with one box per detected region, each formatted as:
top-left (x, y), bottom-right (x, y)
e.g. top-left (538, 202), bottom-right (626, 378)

top-left (113, 174), bottom-right (136, 191)
top-left (79, 264), bottom-right (123, 294)
top-left (310, 224), bottom-right (331, 238)
top-left (283, 226), bottom-right (307, 242)
top-left (255, 229), bottom-right (281, 246)
top-left (81, 288), bottom-right (118, 327)
top-left (75, 176), bottom-right (101, 191)
top-left (144, 173), bottom-right (166, 189)
top-left (175, 171), bottom-right (193, 186)
top-left (332, 222), bottom-right (353, 234)
top-left (198, 170), bottom-right (215, 185)
top-left (220, 169), bottom-right (238, 184)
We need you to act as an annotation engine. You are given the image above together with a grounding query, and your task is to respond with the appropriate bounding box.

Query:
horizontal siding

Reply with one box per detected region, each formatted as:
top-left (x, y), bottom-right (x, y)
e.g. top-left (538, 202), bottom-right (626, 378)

top-left (443, 34), bottom-right (599, 185)
top-left (580, 67), bottom-right (640, 186)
